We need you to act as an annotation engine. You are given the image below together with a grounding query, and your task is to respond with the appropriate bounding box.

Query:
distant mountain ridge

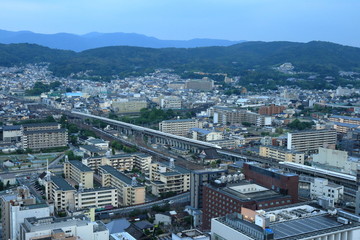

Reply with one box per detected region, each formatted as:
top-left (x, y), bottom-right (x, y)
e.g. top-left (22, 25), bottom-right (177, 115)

top-left (0, 41), bottom-right (359, 82)
top-left (0, 29), bottom-right (245, 51)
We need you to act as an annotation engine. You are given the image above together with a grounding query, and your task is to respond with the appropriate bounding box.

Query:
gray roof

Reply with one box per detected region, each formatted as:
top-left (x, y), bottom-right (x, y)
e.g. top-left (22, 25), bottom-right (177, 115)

top-left (106, 218), bottom-right (130, 234)
top-left (99, 165), bottom-right (142, 187)
top-left (22, 122), bottom-right (59, 127)
top-left (2, 125), bottom-right (21, 130)
top-left (158, 162), bottom-right (190, 174)
top-left (23, 128), bottom-right (67, 135)
top-left (51, 175), bottom-right (75, 191)
top-left (162, 118), bottom-right (196, 123)
top-left (80, 145), bottom-right (104, 153)
top-left (69, 160), bottom-right (93, 172)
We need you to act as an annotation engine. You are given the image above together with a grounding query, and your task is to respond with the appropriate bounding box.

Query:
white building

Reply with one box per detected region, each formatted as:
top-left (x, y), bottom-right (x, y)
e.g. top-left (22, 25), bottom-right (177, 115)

top-left (310, 178), bottom-right (344, 203)
top-left (212, 205), bottom-right (360, 240)
top-left (313, 147), bottom-right (359, 175)
top-left (19, 216), bottom-right (109, 240)
top-left (160, 96), bottom-right (182, 109)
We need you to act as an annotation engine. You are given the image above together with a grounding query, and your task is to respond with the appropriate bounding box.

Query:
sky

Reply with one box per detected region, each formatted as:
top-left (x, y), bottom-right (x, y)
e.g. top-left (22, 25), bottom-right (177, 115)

top-left (0, 0), bottom-right (359, 47)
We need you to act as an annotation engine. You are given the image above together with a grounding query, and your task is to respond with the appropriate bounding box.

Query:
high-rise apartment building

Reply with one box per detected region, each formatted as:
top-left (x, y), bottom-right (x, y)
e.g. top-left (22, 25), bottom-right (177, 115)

top-left (159, 119), bottom-right (202, 137)
top-left (287, 129), bottom-right (337, 153)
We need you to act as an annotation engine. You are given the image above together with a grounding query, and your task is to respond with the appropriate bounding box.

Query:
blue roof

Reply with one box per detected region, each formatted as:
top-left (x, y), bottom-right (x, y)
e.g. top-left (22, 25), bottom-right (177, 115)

top-left (334, 122), bottom-right (360, 128)
top-left (190, 127), bottom-right (212, 135)
top-left (331, 115), bottom-right (360, 121)
top-left (65, 92), bottom-right (83, 97)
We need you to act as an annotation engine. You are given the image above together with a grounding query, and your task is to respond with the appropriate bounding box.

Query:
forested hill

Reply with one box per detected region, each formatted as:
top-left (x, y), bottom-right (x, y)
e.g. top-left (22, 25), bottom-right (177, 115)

top-left (0, 41), bottom-right (360, 78)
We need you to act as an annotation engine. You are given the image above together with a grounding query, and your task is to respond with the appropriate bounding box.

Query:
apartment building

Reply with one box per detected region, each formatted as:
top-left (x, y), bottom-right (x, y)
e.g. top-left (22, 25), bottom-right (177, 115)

top-left (259, 145), bottom-right (305, 164)
top-left (0, 125), bottom-right (22, 143)
top-left (211, 106), bottom-right (271, 126)
top-left (111, 98), bottom-right (147, 113)
top-left (160, 96), bottom-right (182, 109)
top-left (150, 160), bottom-right (190, 197)
top-left (1, 186), bottom-right (52, 240)
top-left (98, 165), bottom-right (145, 206)
top-left (64, 159), bottom-right (94, 189)
top-left (75, 187), bottom-right (118, 209)
top-left (46, 175), bottom-right (76, 210)
top-left (258, 104), bottom-right (286, 115)
top-left (287, 129), bottom-right (337, 153)
top-left (45, 175), bottom-right (118, 210)
top-left (21, 122), bottom-right (68, 149)
top-left (159, 119), bottom-right (202, 137)
top-left (329, 115), bottom-right (360, 125)
top-left (19, 216), bottom-right (109, 240)
top-left (83, 153), bottom-right (152, 173)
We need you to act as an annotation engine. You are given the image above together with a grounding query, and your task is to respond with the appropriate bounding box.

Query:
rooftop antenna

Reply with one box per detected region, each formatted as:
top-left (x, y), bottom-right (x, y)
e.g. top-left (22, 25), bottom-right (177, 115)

top-left (169, 158), bottom-right (175, 169)
top-left (131, 177), bottom-right (138, 187)
top-left (64, 154), bottom-right (69, 163)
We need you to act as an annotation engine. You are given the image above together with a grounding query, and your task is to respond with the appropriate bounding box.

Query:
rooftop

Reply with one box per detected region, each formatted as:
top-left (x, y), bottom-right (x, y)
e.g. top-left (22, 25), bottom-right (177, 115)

top-left (99, 165), bottom-right (142, 187)
top-left (162, 118), bottom-right (197, 123)
top-left (68, 160), bottom-right (93, 172)
top-left (330, 115), bottom-right (360, 121)
top-left (51, 175), bottom-right (75, 191)
top-left (23, 128), bottom-right (67, 134)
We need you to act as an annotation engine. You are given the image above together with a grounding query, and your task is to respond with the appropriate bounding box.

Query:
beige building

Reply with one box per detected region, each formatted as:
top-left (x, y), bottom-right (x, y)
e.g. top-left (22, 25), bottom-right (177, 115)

top-left (329, 115), bottom-right (360, 125)
top-left (190, 128), bottom-right (223, 142)
top-left (83, 153), bottom-right (152, 174)
top-left (75, 187), bottom-right (118, 209)
top-left (185, 77), bottom-right (214, 91)
top-left (287, 129), bottom-right (337, 153)
top-left (160, 96), bottom-right (182, 109)
top-left (111, 98), bottom-right (147, 113)
top-left (259, 145), bottom-right (305, 164)
top-left (211, 106), bottom-right (271, 126)
top-left (159, 119), bottom-right (203, 137)
top-left (46, 175), bottom-right (76, 210)
top-left (19, 215), bottom-right (109, 240)
top-left (64, 159), bottom-right (94, 189)
top-left (98, 165), bottom-right (145, 206)
top-left (150, 160), bottom-right (190, 197)
top-left (45, 175), bottom-right (118, 210)
top-left (21, 122), bottom-right (68, 150)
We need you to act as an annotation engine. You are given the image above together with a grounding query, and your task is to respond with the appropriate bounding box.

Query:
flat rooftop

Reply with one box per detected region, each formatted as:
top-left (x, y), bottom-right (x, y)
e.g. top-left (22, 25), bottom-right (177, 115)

top-left (69, 160), bottom-right (93, 172)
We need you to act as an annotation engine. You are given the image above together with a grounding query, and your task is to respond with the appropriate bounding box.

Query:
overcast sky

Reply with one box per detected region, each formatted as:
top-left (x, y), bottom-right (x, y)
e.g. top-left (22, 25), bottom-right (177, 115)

top-left (1, 0), bottom-right (359, 47)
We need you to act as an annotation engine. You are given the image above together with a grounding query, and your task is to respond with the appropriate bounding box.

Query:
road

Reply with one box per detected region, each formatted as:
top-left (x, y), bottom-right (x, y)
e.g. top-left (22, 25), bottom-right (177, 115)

top-left (96, 192), bottom-right (190, 216)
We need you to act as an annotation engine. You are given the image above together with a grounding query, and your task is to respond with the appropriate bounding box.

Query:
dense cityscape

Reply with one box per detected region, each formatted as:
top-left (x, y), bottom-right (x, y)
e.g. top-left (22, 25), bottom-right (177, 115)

top-left (0, 58), bottom-right (360, 240)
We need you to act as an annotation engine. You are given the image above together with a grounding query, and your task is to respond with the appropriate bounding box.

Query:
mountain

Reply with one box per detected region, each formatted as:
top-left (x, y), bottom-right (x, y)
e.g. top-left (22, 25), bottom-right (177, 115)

top-left (0, 41), bottom-right (359, 83)
top-left (0, 30), bottom-right (244, 51)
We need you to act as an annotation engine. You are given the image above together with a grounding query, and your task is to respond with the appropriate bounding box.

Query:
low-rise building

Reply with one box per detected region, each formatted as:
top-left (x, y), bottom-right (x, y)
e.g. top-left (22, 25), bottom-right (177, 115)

top-left (211, 205), bottom-right (360, 240)
top-left (98, 165), bottom-right (145, 206)
top-left (85, 137), bottom-right (110, 150)
top-left (259, 145), bottom-right (305, 164)
top-left (64, 159), bottom-right (94, 189)
top-left (19, 215), bottom-right (109, 240)
top-left (75, 187), bottom-right (118, 209)
top-left (310, 177), bottom-right (344, 203)
top-left (190, 128), bottom-right (223, 142)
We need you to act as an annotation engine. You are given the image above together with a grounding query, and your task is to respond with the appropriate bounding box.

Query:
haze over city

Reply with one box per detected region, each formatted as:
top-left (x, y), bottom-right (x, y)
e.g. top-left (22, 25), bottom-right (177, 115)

top-left (1, 0), bottom-right (359, 47)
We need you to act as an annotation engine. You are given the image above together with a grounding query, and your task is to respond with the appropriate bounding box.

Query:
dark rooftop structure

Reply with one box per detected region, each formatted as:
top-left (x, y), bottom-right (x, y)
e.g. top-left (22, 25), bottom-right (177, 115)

top-left (68, 160), bottom-right (93, 172)
top-left (51, 175), bottom-right (75, 191)
top-left (99, 165), bottom-right (143, 187)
